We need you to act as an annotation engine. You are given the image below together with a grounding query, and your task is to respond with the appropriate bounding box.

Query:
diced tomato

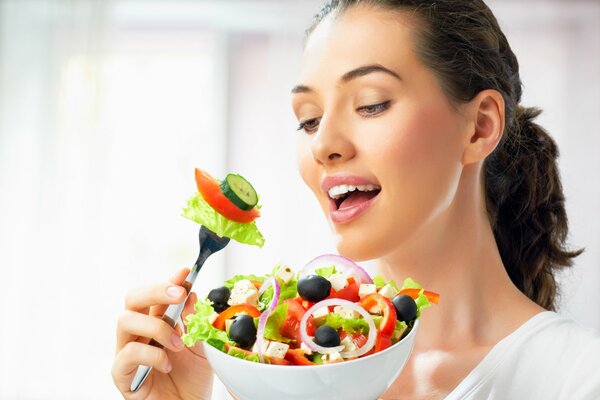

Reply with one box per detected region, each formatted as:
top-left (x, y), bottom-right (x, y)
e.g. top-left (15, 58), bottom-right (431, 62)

top-left (359, 293), bottom-right (397, 337)
top-left (328, 277), bottom-right (360, 303)
top-left (195, 168), bottom-right (260, 223)
top-left (398, 288), bottom-right (440, 304)
top-left (250, 280), bottom-right (262, 290)
top-left (279, 299), bottom-right (316, 346)
top-left (212, 304), bottom-right (261, 330)
top-left (291, 296), bottom-right (315, 311)
top-left (284, 348), bottom-right (315, 366)
top-left (339, 332), bottom-right (368, 349)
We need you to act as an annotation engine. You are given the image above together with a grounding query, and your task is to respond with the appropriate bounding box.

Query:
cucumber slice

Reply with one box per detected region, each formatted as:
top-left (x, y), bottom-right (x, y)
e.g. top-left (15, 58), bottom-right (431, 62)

top-left (220, 173), bottom-right (258, 211)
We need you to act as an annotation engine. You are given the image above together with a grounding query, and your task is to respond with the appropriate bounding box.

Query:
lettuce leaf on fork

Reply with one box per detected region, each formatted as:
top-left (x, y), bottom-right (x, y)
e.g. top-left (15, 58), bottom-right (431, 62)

top-left (182, 193), bottom-right (265, 247)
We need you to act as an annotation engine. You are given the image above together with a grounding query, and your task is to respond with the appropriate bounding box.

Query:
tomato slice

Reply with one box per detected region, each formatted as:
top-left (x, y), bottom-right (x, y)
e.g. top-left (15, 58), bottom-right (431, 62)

top-left (212, 304), bottom-right (261, 330)
top-left (279, 299), bottom-right (316, 346)
top-left (195, 168), bottom-right (260, 223)
top-left (398, 288), bottom-right (440, 304)
top-left (359, 293), bottom-right (397, 337)
top-left (284, 348), bottom-right (315, 366)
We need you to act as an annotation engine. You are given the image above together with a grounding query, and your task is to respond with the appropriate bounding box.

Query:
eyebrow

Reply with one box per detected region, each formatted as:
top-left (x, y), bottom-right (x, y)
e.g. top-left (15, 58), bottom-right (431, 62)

top-left (290, 64), bottom-right (401, 94)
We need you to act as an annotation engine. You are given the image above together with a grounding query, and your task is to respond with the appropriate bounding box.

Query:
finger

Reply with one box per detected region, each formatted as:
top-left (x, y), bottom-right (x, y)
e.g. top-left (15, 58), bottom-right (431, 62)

top-left (112, 342), bottom-right (172, 395)
top-left (117, 310), bottom-right (185, 353)
top-left (150, 268), bottom-right (192, 317)
top-left (125, 268), bottom-right (190, 314)
top-left (182, 291), bottom-right (198, 322)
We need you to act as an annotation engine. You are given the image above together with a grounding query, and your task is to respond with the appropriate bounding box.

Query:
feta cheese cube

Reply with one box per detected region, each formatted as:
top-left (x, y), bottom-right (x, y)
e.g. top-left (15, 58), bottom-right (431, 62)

top-left (328, 273), bottom-right (348, 291)
top-left (312, 306), bottom-right (330, 324)
top-left (378, 283), bottom-right (397, 299)
top-left (341, 336), bottom-right (358, 353)
top-left (264, 341), bottom-right (289, 359)
top-left (300, 342), bottom-right (313, 355)
top-left (252, 339), bottom-right (270, 354)
top-left (276, 265), bottom-right (295, 284)
top-left (323, 351), bottom-right (343, 363)
top-left (334, 305), bottom-right (360, 319)
top-left (228, 279), bottom-right (259, 308)
top-left (358, 284), bottom-right (377, 299)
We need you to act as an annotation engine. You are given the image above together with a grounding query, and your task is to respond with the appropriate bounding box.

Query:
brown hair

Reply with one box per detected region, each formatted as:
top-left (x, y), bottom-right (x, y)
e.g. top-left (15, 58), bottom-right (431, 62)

top-left (306, 0), bottom-right (583, 310)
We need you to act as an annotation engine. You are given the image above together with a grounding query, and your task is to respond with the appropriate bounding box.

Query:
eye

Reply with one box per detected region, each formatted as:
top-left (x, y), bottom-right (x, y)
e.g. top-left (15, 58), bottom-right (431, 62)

top-left (296, 117), bottom-right (321, 134)
top-left (357, 101), bottom-right (391, 117)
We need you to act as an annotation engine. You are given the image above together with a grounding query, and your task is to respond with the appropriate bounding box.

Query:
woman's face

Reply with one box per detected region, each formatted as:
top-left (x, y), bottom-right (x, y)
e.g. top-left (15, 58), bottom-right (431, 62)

top-left (292, 6), bottom-right (470, 261)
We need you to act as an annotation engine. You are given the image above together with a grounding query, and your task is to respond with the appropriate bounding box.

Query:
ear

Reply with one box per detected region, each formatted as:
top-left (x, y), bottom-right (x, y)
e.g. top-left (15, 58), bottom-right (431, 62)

top-left (461, 89), bottom-right (505, 165)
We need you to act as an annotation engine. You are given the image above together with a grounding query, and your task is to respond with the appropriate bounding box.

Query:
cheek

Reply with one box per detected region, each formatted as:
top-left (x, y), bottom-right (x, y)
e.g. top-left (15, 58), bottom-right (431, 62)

top-left (377, 102), bottom-right (465, 216)
top-left (296, 136), bottom-right (321, 198)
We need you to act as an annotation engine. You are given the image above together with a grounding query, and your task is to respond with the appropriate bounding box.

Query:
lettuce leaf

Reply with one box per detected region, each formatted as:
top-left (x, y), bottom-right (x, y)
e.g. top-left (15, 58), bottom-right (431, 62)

top-left (182, 193), bottom-right (265, 247)
top-left (319, 313), bottom-right (370, 335)
top-left (182, 298), bottom-right (231, 349)
top-left (224, 274), bottom-right (265, 290)
top-left (227, 347), bottom-right (260, 363)
top-left (372, 274), bottom-right (399, 292)
top-left (400, 277), bottom-right (431, 316)
top-left (315, 265), bottom-right (336, 278)
top-left (263, 303), bottom-right (294, 343)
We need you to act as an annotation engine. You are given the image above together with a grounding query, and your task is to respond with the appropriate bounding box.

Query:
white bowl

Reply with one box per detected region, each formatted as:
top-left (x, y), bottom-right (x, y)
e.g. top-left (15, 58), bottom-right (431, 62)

top-left (202, 319), bottom-right (419, 400)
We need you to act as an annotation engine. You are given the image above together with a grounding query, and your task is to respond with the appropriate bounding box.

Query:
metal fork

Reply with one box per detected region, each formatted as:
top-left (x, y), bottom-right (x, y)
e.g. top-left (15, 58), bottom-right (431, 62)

top-left (130, 225), bottom-right (230, 392)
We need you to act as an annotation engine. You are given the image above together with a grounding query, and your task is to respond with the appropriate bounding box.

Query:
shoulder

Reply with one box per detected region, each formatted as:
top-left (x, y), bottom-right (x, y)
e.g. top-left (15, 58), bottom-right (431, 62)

top-left (502, 311), bottom-right (600, 399)
top-left (448, 311), bottom-right (600, 400)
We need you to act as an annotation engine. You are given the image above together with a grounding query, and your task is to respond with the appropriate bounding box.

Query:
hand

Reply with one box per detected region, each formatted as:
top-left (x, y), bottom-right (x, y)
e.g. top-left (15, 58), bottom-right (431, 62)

top-left (112, 268), bottom-right (214, 400)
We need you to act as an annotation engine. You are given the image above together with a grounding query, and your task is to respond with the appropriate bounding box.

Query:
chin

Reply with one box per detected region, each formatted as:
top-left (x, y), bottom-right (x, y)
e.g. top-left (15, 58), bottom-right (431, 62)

top-left (332, 228), bottom-right (387, 262)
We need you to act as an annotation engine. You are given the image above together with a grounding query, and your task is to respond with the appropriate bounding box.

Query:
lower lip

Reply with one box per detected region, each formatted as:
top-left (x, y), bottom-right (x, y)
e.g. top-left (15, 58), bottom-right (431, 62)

top-left (328, 193), bottom-right (380, 224)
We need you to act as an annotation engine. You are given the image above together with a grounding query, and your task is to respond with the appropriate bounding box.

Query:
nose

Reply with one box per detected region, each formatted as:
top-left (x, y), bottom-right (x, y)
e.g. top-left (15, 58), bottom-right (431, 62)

top-left (310, 114), bottom-right (356, 165)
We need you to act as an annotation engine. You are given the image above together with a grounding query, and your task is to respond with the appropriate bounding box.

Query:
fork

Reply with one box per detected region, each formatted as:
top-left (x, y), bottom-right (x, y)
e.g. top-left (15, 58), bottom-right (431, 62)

top-left (130, 225), bottom-right (230, 392)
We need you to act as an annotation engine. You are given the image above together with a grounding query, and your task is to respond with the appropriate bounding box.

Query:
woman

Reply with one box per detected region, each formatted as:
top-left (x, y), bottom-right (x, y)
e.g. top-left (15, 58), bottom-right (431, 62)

top-left (111, 1), bottom-right (600, 399)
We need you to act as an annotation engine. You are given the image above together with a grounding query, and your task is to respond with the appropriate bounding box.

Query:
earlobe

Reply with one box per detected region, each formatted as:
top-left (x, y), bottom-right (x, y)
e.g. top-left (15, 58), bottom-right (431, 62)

top-left (461, 90), bottom-right (505, 165)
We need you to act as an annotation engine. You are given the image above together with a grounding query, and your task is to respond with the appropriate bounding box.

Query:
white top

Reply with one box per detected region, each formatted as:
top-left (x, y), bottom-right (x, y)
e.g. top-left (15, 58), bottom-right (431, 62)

top-left (445, 311), bottom-right (600, 399)
top-left (212, 311), bottom-right (600, 400)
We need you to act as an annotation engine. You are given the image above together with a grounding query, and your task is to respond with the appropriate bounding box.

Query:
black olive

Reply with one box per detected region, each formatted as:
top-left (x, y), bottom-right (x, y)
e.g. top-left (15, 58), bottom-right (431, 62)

top-left (314, 325), bottom-right (341, 348)
top-left (208, 286), bottom-right (230, 313)
top-left (228, 314), bottom-right (257, 349)
top-left (298, 275), bottom-right (332, 302)
top-left (392, 294), bottom-right (418, 323)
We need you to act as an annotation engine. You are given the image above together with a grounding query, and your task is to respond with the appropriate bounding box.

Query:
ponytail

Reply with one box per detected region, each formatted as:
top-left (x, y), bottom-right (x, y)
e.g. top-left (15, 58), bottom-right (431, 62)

top-left (484, 106), bottom-right (583, 310)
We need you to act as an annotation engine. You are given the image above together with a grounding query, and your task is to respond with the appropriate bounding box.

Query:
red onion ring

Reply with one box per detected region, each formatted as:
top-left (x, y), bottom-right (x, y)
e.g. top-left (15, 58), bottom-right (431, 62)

top-left (300, 298), bottom-right (377, 358)
top-left (256, 277), bottom-right (280, 363)
top-left (300, 254), bottom-right (373, 285)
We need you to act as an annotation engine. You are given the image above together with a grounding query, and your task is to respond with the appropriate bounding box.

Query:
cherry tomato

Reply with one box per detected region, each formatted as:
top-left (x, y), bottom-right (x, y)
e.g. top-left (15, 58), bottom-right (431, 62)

top-left (212, 304), bottom-right (261, 330)
top-left (195, 168), bottom-right (260, 223)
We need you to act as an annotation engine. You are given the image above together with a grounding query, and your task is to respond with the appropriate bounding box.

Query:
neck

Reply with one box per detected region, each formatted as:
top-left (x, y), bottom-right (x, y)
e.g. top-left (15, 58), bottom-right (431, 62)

top-left (376, 164), bottom-right (542, 350)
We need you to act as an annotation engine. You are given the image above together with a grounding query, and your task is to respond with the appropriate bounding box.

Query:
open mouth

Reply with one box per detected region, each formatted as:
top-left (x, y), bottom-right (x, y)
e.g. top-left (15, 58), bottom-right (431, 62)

top-left (329, 184), bottom-right (382, 211)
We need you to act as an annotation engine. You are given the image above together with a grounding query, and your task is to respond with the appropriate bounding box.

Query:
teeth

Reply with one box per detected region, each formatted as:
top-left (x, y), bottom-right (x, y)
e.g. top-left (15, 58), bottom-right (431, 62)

top-left (328, 184), bottom-right (381, 199)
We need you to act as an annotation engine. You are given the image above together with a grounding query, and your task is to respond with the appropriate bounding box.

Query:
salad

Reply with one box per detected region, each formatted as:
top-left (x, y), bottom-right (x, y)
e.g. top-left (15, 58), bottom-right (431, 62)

top-left (182, 254), bottom-right (439, 366)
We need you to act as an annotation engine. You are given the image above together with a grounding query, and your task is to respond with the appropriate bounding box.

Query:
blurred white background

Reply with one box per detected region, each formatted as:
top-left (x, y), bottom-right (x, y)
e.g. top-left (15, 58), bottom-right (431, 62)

top-left (0, 0), bottom-right (598, 399)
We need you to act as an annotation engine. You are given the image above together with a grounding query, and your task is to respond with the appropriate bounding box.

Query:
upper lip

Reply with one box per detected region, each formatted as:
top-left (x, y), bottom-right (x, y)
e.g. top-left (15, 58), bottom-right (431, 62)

top-left (321, 174), bottom-right (381, 195)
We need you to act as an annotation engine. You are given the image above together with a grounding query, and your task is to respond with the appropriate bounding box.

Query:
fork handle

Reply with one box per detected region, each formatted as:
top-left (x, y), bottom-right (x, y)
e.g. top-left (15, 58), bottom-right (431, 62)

top-left (130, 272), bottom-right (196, 392)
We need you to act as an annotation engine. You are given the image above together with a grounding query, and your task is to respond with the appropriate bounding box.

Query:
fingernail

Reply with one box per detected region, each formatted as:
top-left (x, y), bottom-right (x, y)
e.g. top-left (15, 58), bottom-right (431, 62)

top-left (167, 286), bottom-right (184, 298)
top-left (171, 333), bottom-right (183, 349)
top-left (164, 360), bottom-right (172, 373)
